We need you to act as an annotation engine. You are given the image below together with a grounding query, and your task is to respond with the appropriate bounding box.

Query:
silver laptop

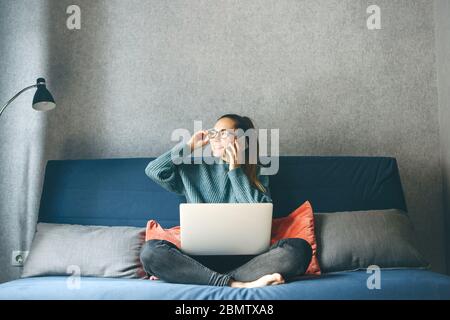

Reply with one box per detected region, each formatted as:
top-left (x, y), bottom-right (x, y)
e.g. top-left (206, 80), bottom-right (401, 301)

top-left (180, 203), bottom-right (273, 255)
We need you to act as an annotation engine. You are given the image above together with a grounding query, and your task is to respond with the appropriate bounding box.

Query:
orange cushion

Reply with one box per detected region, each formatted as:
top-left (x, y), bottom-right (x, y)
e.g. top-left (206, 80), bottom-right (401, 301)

top-left (145, 200), bottom-right (321, 276)
top-left (270, 200), bottom-right (321, 275)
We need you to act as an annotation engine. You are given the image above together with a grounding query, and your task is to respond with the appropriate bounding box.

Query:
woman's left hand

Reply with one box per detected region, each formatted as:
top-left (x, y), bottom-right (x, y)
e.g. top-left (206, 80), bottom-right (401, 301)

top-left (225, 138), bottom-right (244, 171)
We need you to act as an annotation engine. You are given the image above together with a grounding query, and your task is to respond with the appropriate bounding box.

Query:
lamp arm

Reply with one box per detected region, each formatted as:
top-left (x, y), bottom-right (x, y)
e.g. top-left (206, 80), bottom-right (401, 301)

top-left (0, 84), bottom-right (38, 118)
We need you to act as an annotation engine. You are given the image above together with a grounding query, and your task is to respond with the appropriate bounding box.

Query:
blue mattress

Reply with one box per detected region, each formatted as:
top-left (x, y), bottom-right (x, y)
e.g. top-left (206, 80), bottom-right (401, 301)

top-left (1, 269), bottom-right (449, 300)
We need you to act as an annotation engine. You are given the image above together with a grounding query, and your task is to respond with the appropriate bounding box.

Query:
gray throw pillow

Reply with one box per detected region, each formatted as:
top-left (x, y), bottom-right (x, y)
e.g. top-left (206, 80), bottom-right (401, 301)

top-left (21, 223), bottom-right (147, 279)
top-left (314, 209), bottom-right (430, 273)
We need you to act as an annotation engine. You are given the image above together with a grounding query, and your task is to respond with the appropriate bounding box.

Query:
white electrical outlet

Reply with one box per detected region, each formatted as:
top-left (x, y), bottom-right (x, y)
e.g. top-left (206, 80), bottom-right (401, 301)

top-left (11, 250), bottom-right (29, 267)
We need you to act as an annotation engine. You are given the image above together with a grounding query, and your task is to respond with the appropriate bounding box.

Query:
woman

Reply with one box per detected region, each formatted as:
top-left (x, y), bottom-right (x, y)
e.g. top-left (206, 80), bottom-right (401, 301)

top-left (140, 114), bottom-right (312, 288)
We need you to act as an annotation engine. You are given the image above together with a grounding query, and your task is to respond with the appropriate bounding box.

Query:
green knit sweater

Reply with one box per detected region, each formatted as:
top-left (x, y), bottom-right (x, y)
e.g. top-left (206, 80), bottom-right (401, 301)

top-left (145, 142), bottom-right (272, 203)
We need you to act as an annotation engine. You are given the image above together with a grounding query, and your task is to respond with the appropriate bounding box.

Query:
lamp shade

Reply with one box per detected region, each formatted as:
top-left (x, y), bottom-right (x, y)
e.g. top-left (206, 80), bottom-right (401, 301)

top-left (32, 78), bottom-right (56, 111)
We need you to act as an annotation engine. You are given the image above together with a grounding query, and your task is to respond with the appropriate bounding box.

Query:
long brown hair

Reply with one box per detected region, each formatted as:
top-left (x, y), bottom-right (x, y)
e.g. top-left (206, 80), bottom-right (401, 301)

top-left (217, 114), bottom-right (267, 193)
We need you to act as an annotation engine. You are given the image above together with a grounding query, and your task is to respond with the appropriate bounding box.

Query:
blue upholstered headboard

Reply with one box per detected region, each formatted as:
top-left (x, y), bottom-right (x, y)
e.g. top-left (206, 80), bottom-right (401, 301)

top-left (37, 156), bottom-right (407, 228)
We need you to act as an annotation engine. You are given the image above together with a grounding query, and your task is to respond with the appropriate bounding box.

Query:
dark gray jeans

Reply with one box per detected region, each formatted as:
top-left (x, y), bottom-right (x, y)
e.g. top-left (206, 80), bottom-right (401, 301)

top-left (139, 237), bottom-right (313, 286)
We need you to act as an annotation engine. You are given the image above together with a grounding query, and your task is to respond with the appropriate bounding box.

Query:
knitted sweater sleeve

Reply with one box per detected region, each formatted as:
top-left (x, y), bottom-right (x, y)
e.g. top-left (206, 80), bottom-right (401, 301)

top-left (144, 141), bottom-right (191, 195)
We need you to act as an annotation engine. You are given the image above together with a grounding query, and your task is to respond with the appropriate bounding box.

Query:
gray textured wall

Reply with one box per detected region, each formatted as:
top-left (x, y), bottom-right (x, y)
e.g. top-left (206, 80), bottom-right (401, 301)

top-left (0, 0), bottom-right (51, 283)
top-left (434, 0), bottom-right (450, 275)
top-left (0, 0), bottom-right (447, 283)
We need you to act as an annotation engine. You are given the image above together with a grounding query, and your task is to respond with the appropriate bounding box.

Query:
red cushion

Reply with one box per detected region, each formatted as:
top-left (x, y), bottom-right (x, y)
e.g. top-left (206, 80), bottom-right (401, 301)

top-left (145, 200), bottom-right (321, 276)
top-left (270, 200), bottom-right (321, 275)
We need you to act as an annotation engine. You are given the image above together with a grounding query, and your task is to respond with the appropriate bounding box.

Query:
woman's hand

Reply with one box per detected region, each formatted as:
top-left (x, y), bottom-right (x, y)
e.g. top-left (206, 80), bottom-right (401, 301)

top-left (187, 130), bottom-right (209, 152)
top-left (225, 138), bottom-right (244, 171)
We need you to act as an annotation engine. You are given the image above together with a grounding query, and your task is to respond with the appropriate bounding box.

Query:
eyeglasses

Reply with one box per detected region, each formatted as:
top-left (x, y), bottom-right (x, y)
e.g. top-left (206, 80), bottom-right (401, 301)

top-left (206, 128), bottom-right (236, 140)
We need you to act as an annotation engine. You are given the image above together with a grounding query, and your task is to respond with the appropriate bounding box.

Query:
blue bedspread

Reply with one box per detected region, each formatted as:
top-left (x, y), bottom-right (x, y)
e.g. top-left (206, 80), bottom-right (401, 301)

top-left (1, 269), bottom-right (449, 300)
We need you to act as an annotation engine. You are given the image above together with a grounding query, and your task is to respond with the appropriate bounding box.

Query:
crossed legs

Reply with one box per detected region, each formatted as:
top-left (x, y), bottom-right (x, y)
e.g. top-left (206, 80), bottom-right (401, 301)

top-left (139, 238), bottom-right (313, 287)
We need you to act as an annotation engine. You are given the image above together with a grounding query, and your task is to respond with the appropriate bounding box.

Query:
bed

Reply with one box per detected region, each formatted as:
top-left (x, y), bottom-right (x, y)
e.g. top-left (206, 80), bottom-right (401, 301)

top-left (0, 155), bottom-right (449, 299)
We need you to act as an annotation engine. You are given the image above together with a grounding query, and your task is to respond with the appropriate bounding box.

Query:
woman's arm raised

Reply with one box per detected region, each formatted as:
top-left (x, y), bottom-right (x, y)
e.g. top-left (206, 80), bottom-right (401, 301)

top-left (144, 130), bottom-right (209, 195)
top-left (144, 141), bottom-right (191, 195)
top-left (224, 138), bottom-right (272, 203)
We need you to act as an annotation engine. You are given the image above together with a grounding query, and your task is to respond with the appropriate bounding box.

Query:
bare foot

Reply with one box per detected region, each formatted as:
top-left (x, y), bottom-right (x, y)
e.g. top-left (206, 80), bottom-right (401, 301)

top-left (228, 273), bottom-right (285, 288)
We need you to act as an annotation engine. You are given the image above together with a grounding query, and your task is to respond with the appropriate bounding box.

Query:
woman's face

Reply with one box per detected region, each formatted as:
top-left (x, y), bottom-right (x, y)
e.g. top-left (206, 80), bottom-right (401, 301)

top-left (210, 117), bottom-right (236, 161)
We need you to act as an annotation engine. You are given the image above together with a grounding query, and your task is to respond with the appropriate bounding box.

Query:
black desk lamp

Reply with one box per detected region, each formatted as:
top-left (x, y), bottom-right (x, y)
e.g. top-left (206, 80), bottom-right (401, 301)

top-left (0, 78), bottom-right (56, 118)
